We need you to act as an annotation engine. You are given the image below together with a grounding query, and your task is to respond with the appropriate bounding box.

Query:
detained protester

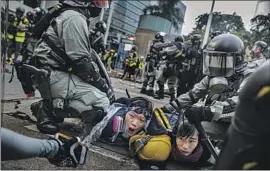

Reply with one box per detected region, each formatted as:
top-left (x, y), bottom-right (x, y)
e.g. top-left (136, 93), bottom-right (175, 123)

top-left (129, 108), bottom-right (211, 170)
top-left (81, 97), bottom-right (153, 147)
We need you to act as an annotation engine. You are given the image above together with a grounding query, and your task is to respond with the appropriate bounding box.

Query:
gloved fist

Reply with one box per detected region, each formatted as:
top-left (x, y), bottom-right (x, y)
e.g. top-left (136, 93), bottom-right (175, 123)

top-left (185, 106), bottom-right (213, 124)
top-left (48, 133), bottom-right (87, 168)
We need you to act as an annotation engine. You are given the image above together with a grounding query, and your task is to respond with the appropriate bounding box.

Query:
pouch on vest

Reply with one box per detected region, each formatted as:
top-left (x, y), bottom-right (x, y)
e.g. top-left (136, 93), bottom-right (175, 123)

top-left (146, 108), bottom-right (172, 135)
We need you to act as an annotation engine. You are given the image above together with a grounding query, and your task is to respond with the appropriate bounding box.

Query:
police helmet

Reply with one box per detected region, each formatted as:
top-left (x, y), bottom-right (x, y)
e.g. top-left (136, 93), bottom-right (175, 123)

top-left (154, 32), bottom-right (166, 42)
top-left (191, 34), bottom-right (202, 43)
top-left (95, 21), bottom-right (106, 33)
top-left (175, 35), bottom-right (184, 43)
top-left (16, 7), bottom-right (25, 17)
top-left (8, 14), bottom-right (15, 22)
top-left (203, 33), bottom-right (244, 78)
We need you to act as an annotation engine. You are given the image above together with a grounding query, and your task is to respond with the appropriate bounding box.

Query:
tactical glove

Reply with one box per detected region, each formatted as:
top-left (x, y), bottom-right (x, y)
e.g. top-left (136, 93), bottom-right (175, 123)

top-left (185, 106), bottom-right (214, 124)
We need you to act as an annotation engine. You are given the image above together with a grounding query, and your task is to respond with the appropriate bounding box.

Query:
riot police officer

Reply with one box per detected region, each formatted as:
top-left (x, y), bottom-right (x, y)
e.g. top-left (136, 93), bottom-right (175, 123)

top-left (140, 32), bottom-right (168, 96)
top-left (161, 34), bottom-right (263, 139)
top-left (18, 0), bottom-right (113, 139)
top-left (89, 20), bottom-right (106, 55)
top-left (177, 34), bottom-right (202, 96)
top-left (154, 35), bottom-right (185, 102)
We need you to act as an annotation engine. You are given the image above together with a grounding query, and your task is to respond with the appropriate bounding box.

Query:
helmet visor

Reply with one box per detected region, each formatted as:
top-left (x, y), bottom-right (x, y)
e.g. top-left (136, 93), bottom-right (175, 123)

top-left (203, 50), bottom-right (236, 77)
top-left (92, 0), bottom-right (109, 8)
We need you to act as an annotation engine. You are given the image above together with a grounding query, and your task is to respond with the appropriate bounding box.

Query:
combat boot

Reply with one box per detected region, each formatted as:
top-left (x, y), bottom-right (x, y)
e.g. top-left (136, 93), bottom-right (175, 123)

top-left (146, 90), bottom-right (155, 97)
top-left (31, 100), bottom-right (60, 134)
top-left (140, 88), bottom-right (147, 94)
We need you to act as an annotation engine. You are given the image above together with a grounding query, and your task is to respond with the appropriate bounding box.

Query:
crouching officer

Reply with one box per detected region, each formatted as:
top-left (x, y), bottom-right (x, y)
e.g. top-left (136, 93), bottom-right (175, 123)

top-left (19, 0), bottom-right (114, 139)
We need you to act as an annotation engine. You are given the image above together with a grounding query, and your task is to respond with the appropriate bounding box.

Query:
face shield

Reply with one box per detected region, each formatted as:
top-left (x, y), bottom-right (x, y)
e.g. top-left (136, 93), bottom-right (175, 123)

top-left (203, 50), bottom-right (237, 78)
top-left (91, 0), bottom-right (109, 8)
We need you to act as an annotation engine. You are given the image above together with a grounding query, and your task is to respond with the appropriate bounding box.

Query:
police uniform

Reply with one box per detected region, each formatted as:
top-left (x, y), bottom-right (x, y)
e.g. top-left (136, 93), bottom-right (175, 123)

top-left (26, 3), bottom-right (113, 136)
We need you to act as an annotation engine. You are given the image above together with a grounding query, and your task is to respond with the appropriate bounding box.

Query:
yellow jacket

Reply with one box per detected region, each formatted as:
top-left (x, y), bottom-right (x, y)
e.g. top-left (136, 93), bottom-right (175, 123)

top-left (13, 17), bottom-right (29, 42)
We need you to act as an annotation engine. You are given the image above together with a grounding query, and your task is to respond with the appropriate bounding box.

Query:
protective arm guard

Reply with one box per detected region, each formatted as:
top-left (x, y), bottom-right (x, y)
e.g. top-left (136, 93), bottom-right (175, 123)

top-left (72, 57), bottom-right (114, 103)
top-left (163, 76), bottom-right (209, 113)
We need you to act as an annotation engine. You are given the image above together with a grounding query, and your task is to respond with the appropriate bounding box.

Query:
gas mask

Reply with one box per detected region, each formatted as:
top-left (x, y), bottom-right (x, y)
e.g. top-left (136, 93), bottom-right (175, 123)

top-left (207, 76), bottom-right (229, 103)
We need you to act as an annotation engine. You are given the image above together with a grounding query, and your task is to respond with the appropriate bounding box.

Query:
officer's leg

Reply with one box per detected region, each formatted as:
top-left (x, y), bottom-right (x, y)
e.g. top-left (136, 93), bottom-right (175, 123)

top-left (154, 69), bottom-right (166, 99)
top-left (7, 39), bottom-right (14, 63)
top-left (167, 76), bottom-right (177, 102)
top-left (140, 75), bottom-right (149, 94)
top-left (14, 42), bottom-right (23, 62)
top-left (147, 75), bottom-right (155, 96)
top-left (32, 70), bottom-right (110, 136)
top-left (177, 71), bottom-right (189, 96)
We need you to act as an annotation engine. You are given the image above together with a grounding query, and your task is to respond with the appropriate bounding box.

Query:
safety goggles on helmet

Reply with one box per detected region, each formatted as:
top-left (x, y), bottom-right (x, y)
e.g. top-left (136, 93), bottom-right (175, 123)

top-left (125, 107), bottom-right (151, 120)
top-left (91, 0), bottom-right (109, 8)
top-left (203, 50), bottom-right (238, 77)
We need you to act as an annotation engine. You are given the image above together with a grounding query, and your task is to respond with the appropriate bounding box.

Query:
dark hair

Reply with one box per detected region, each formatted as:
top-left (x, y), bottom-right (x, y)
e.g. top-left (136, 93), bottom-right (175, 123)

top-left (176, 119), bottom-right (198, 138)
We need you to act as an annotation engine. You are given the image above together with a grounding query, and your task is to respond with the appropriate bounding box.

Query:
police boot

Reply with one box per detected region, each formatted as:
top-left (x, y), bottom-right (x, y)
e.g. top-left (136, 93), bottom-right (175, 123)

top-left (154, 82), bottom-right (164, 99)
top-left (79, 108), bottom-right (106, 140)
top-left (146, 90), bottom-right (155, 97)
top-left (31, 100), bottom-right (60, 134)
top-left (140, 88), bottom-right (147, 94)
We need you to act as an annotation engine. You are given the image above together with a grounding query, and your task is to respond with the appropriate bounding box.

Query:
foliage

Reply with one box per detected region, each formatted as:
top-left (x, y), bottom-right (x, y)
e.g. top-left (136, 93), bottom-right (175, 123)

top-left (250, 14), bottom-right (270, 44)
top-left (195, 12), bottom-right (245, 33)
top-left (143, 0), bottom-right (185, 30)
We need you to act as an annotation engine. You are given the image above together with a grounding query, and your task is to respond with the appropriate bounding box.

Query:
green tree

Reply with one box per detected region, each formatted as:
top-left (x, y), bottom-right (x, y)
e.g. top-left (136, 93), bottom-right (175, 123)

top-left (143, 0), bottom-right (185, 30)
top-left (195, 12), bottom-right (245, 33)
top-left (250, 14), bottom-right (270, 44)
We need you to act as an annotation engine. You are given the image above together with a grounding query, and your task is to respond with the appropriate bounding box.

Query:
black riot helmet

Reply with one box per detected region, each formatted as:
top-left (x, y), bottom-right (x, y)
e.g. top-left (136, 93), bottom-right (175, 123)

top-left (95, 20), bottom-right (106, 34)
top-left (203, 33), bottom-right (244, 78)
top-left (154, 32), bottom-right (166, 42)
top-left (61, 0), bottom-right (109, 18)
top-left (191, 34), bottom-right (202, 48)
top-left (16, 7), bottom-right (25, 18)
top-left (175, 35), bottom-right (184, 43)
top-left (8, 14), bottom-right (15, 23)
top-left (174, 35), bottom-right (184, 50)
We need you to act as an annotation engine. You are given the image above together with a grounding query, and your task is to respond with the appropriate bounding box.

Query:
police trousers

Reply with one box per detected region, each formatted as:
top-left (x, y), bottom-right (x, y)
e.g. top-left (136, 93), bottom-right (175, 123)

top-left (42, 70), bottom-right (110, 117)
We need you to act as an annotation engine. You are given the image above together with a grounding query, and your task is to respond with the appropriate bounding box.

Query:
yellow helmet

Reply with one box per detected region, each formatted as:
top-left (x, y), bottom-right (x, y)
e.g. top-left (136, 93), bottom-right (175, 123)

top-left (110, 49), bottom-right (115, 53)
top-left (129, 135), bottom-right (171, 162)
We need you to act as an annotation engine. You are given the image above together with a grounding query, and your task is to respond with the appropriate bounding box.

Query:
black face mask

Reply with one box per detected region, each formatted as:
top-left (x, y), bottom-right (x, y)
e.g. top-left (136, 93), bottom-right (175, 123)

top-left (89, 7), bottom-right (102, 18)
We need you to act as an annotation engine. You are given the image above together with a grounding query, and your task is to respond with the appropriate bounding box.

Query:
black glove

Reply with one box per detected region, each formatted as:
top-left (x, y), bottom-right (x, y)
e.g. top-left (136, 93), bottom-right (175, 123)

top-left (48, 133), bottom-right (87, 168)
top-left (185, 106), bottom-right (214, 124)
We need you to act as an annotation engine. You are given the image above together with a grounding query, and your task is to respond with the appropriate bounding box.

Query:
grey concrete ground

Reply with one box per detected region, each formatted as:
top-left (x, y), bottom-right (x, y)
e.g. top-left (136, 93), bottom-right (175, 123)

top-left (1, 64), bottom-right (202, 170)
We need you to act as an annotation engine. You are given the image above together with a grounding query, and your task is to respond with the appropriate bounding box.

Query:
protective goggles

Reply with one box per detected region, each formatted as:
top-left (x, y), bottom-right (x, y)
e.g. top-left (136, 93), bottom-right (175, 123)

top-left (124, 107), bottom-right (151, 120)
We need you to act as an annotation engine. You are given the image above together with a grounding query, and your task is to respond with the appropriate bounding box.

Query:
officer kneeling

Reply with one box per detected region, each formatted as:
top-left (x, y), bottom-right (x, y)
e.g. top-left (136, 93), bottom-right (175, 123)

top-left (19, 0), bottom-right (114, 140)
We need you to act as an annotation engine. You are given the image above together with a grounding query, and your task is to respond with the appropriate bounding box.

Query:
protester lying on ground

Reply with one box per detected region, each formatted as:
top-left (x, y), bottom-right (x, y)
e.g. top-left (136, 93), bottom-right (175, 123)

top-left (129, 108), bottom-right (211, 170)
top-left (81, 97), bottom-right (153, 148)
top-left (1, 128), bottom-right (86, 168)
